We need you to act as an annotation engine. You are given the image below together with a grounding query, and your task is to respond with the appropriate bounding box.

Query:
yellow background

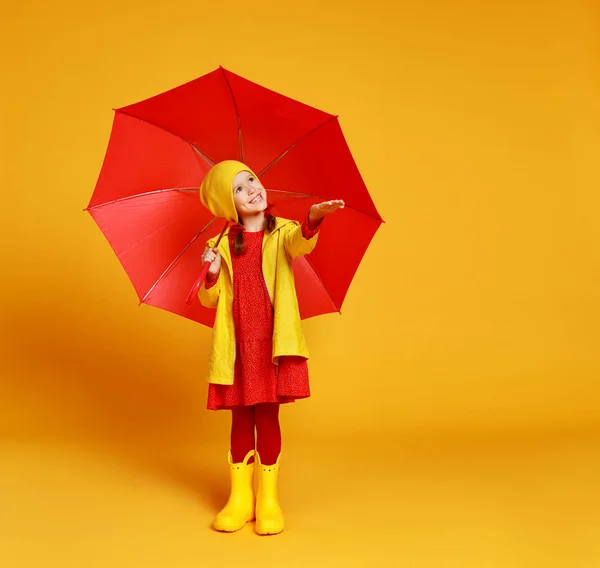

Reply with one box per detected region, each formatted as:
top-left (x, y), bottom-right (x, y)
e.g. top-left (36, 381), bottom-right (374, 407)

top-left (1, 0), bottom-right (599, 566)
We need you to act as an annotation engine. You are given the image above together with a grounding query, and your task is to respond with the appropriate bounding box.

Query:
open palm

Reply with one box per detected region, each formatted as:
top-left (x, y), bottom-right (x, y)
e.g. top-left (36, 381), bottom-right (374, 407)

top-left (310, 200), bottom-right (345, 220)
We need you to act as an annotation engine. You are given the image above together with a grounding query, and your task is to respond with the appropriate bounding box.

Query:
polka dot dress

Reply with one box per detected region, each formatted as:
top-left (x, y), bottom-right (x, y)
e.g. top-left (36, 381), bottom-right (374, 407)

top-left (207, 230), bottom-right (310, 411)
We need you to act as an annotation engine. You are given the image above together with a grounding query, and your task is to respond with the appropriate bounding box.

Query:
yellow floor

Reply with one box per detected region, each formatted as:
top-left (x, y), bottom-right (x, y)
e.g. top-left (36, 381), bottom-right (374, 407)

top-left (1, 430), bottom-right (599, 568)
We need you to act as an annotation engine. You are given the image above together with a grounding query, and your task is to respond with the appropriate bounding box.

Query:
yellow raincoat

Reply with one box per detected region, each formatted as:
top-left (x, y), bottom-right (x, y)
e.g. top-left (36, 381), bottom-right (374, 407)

top-left (197, 161), bottom-right (319, 385)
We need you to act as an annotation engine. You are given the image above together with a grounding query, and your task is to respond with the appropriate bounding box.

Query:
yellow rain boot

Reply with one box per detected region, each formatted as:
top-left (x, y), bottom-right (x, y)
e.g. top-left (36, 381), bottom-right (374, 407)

top-left (255, 452), bottom-right (284, 535)
top-left (213, 449), bottom-right (256, 532)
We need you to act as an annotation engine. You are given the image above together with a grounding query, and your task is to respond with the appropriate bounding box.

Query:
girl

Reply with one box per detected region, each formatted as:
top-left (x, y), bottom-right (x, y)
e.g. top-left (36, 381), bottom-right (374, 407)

top-left (197, 160), bottom-right (344, 535)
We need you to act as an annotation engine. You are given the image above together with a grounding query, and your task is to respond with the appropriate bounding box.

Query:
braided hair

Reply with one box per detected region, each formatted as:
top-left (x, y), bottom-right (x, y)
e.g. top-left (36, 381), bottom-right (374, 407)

top-left (233, 211), bottom-right (277, 256)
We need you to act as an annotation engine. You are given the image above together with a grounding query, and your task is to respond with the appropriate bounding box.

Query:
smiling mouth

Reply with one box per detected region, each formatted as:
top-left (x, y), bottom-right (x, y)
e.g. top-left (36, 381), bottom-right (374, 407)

top-left (249, 194), bottom-right (262, 204)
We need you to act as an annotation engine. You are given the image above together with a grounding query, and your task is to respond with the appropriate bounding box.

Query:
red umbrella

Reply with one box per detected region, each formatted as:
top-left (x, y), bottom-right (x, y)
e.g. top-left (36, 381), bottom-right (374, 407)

top-left (86, 67), bottom-right (383, 326)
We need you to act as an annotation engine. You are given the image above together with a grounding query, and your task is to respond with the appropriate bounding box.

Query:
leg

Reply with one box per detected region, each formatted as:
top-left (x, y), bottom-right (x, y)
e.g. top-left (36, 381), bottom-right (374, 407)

top-left (254, 403), bottom-right (281, 465)
top-left (231, 405), bottom-right (255, 463)
top-left (213, 406), bottom-right (256, 532)
top-left (254, 403), bottom-right (284, 535)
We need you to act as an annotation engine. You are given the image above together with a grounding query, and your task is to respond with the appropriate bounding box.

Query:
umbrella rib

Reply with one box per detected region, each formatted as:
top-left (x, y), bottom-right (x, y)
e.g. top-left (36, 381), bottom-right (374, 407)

top-left (258, 115), bottom-right (338, 178)
top-left (191, 144), bottom-right (216, 167)
top-left (86, 187), bottom-right (198, 210)
top-left (221, 67), bottom-right (244, 162)
top-left (115, 109), bottom-right (218, 166)
top-left (125, 212), bottom-right (190, 258)
top-left (303, 256), bottom-right (341, 314)
top-left (266, 188), bottom-right (382, 222)
top-left (140, 216), bottom-right (218, 303)
top-left (266, 189), bottom-right (313, 198)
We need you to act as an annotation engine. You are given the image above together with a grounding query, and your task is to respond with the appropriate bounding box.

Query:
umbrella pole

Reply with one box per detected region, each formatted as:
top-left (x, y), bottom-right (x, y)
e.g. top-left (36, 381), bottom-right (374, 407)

top-left (185, 220), bottom-right (230, 305)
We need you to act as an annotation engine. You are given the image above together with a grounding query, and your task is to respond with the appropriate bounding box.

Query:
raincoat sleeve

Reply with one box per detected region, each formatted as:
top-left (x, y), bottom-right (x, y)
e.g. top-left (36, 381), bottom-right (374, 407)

top-left (283, 219), bottom-right (320, 260)
top-left (198, 273), bottom-right (220, 308)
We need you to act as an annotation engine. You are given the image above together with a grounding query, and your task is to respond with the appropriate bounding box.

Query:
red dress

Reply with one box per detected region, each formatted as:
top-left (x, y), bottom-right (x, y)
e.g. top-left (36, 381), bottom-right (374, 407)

top-left (206, 229), bottom-right (311, 411)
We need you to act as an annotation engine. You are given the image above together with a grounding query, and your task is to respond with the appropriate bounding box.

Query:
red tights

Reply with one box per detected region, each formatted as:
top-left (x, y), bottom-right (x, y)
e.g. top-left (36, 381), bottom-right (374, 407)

top-left (230, 403), bottom-right (281, 466)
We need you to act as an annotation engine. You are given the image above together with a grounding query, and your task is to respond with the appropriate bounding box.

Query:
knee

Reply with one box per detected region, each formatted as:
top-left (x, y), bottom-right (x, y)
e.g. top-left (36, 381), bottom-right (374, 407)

top-left (254, 403), bottom-right (280, 431)
top-left (231, 405), bottom-right (255, 428)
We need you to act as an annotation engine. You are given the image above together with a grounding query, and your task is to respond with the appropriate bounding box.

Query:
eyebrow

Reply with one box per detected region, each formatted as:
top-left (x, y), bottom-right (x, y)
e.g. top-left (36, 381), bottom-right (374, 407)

top-left (235, 172), bottom-right (252, 185)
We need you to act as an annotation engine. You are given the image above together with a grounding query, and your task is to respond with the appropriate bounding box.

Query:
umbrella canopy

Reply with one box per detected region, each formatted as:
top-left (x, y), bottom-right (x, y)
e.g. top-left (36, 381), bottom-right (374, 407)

top-left (87, 67), bottom-right (383, 326)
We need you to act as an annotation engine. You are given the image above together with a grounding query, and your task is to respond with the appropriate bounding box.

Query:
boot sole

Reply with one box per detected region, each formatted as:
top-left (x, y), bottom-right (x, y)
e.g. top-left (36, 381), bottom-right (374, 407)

top-left (256, 526), bottom-right (284, 535)
top-left (213, 516), bottom-right (255, 532)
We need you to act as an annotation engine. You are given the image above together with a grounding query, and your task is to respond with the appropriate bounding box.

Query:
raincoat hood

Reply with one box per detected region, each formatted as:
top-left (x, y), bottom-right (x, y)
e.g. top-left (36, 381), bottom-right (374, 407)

top-left (199, 160), bottom-right (259, 223)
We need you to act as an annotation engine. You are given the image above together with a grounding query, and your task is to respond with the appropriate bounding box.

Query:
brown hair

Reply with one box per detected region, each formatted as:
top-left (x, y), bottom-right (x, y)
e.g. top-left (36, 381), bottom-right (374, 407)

top-left (233, 213), bottom-right (277, 256)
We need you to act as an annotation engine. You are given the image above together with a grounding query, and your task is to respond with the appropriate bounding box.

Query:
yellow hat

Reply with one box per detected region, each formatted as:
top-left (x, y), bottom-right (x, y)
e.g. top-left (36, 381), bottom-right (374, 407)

top-left (199, 160), bottom-right (259, 223)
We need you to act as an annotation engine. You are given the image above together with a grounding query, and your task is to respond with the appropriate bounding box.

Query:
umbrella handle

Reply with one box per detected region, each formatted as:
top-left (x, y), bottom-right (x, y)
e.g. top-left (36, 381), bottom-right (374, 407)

top-left (185, 261), bottom-right (212, 305)
top-left (185, 219), bottom-right (231, 306)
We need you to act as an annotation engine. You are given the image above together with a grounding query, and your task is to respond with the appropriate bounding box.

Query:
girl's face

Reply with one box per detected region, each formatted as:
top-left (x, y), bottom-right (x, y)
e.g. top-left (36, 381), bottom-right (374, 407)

top-left (232, 170), bottom-right (267, 218)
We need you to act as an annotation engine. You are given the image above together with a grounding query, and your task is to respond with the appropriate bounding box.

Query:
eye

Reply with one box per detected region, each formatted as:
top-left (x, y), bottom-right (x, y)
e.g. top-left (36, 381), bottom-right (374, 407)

top-left (235, 186), bottom-right (242, 193)
top-left (248, 177), bottom-right (254, 182)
